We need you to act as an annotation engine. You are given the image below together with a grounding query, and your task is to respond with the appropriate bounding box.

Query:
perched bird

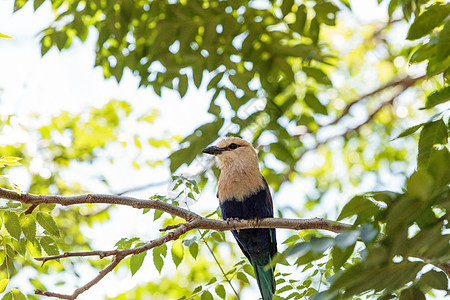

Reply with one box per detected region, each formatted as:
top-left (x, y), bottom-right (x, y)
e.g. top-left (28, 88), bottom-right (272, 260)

top-left (202, 137), bottom-right (277, 300)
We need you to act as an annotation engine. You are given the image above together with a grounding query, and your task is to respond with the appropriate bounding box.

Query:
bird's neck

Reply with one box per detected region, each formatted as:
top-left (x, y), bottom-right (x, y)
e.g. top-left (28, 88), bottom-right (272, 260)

top-left (217, 161), bottom-right (264, 202)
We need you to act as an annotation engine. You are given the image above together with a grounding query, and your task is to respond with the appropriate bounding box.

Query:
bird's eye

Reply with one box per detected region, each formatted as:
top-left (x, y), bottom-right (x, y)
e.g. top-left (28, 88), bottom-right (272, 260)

top-left (229, 143), bottom-right (238, 149)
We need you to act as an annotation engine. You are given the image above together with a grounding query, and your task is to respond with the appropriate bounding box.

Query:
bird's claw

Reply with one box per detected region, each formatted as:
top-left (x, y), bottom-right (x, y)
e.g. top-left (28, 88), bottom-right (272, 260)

top-left (226, 217), bottom-right (240, 231)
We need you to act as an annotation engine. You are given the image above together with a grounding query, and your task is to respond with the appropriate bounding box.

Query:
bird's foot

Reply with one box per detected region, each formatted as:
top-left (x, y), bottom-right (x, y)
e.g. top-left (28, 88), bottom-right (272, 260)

top-left (252, 217), bottom-right (261, 228)
top-left (226, 217), bottom-right (240, 231)
top-left (226, 217), bottom-right (241, 225)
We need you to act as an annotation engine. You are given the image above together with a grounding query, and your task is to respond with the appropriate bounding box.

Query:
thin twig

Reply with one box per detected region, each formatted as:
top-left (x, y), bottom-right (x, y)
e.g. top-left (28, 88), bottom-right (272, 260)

top-left (160, 223), bottom-right (183, 232)
top-left (34, 222), bottom-right (194, 299)
top-left (36, 256), bottom-right (124, 300)
top-left (34, 218), bottom-right (350, 264)
top-left (71, 255), bottom-right (123, 299)
top-left (34, 290), bottom-right (72, 299)
top-left (282, 75), bottom-right (423, 184)
top-left (115, 180), bottom-right (171, 196)
top-left (203, 237), bottom-right (240, 299)
top-left (329, 74), bottom-right (426, 126)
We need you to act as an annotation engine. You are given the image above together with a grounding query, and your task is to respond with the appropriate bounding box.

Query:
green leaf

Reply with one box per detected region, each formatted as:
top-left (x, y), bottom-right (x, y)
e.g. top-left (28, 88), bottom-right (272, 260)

top-left (171, 240), bottom-right (184, 268)
top-left (5, 244), bottom-right (15, 258)
top-left (243, 263), bottom-right (255, 278)
top-left (406, 171), bottom-right (434, 201)
top-left (310, 237), bottom-right (333, 254)
top-left (421, 270), bottom-right (448, 290)
top-left (189, 242), bottom-right (199, 259)
top-left (406, 4), bottom-right (450, 40)
top-left (423, 86), bottom-right (450, 109)
top-left (3, 211), bottom-right (22, 240)
top-left (291, 5), bottom-right (307, 34)
top-left (426, 52), bottom-right (450, 76)
top-left (314, 2), bottom-right (339, 26)
top-left (409, 42), bottom-right (436, 64)
top-left (0, 33), bottom-right (12, 39)
top-left (169, 118), bottom-right (223, 173)
top-left (115, 237), bottom-right (140, 249)
top-left (271, 44), bottom-right (316, 58)
top-left (19, 213), bottom-right (36, 241)
top-left (285, 242), bottom-right (311, 257)
top-left (215, 284), bottom-right (226, 299)
top-left (2, 289), bottom-right (27, 300)
top-left (3, 210), bottom-right (22, 240)
top-left (153, 210), bottom-right (164, 221)
top-left (40, 236), bottom-right (59, 256)
top-left (399, 287), bottom-right (425, 300)
top-left (332, 243), bottom-right (354, 271)
top-left (200, 290), bottom-right (214, 300)
top-left (34, 0), bottom-right (45, 11)
top-left (178, 74), bottom-right (188, 98)
top-left (334, 230), bottom-right (359, 249)
top-left (207, 72), bottom-right (224, 90)
top-left (337, 195), bottom-right (379, 224)
top-left (192, 285), bottom-right (203, 294)
top-left (388, 0), bottom-right (399, 19)
top-left (417, 119), bottom-right (448, 170)
top-left (130, 250), bottom-right (147, 276)
top-left (437, 20), bottom-right (450, 61)
top-left (281, 0), bottom-right (294, 16)
top-left (236, 271), bottom-right (249, 284)
top-left (229, 72), bottom-right (254, 95)
top-left (153, 244), bottom-right (167, 273)
top-left (427, 148), bottom-right (450, 189)
top-left (225, 88), bottom-right (242, 111)
top-left (192, 63), bottom-right (203, 89)
top-left (13, 0), bottom-right (27, 12)
top-left (308, 17), bottom-right (320, 44)
top-left (183, 236), bottom-right (197, 247)
top-left (207, 277), bottom-right (217, 285)
top-left (36, 212), bottom-right (60, 237)
top-left (0, 279), bottom-right (8, 294)
top-left (360, 223), bottom-right (379, 243)
top-left (282, 235), bottom-right (301, 245)
top-left (26, 239), bottom-right (42, 257)
top-left (304, 92), bottom-right (327, 115)
top-left (12, 238), bottom-right (26, 256)
top-left (0, 250), bottom-right (5, 265)
top-left (303, 67), bottom-right (331, 85)
top-left (394, 123), bottom-right (424, 139)
top-left (211, 231), bottom-right (223, 242)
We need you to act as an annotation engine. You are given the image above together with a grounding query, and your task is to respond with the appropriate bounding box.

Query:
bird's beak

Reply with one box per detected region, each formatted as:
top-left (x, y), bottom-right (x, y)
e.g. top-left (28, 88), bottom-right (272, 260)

top-left (202, 146), bottom-right (222, 155)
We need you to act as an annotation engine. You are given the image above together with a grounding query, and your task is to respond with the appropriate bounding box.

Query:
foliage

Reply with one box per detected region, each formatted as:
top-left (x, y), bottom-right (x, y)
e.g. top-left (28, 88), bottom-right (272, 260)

top-left (1, 0), bottom-right (449, 299)
top-left (0, 33), bottom-right (12, 39)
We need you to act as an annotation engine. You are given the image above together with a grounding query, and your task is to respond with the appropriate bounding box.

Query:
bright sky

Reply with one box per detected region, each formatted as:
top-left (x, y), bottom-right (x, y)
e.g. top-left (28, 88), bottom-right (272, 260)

top-left (1, 0), bottom-right (443, 299)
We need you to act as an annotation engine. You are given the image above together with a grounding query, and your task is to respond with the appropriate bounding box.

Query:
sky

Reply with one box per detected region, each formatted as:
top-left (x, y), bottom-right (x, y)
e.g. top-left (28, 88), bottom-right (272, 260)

top-left (1, 0), bottom-right (444, 299)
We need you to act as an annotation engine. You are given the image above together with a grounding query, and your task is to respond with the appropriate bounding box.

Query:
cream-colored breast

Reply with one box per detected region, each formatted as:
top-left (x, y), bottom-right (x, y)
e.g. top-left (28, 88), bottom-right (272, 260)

top-left (217, 164), bottom-right (264, 202)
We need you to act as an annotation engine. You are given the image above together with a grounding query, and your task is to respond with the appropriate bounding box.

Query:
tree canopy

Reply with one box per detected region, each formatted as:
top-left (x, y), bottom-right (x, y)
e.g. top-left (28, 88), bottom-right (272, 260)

top-left (1, 0), bottom-right (449, 299)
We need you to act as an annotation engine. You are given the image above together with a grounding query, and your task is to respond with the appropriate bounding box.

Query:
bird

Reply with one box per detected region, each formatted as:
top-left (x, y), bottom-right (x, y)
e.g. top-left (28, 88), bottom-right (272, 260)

top-left (202, 137), bottom-right (277, 300)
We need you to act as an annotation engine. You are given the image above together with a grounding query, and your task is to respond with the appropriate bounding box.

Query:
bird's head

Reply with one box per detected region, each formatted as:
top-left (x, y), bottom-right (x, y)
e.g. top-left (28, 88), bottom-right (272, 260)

top-left (202, 137), bottom-right (259, 170)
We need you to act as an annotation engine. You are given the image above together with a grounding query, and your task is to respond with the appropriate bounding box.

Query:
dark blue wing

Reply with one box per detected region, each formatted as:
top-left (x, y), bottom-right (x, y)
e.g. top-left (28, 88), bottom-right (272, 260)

top-left (220, 175), bottom-right (277, 259)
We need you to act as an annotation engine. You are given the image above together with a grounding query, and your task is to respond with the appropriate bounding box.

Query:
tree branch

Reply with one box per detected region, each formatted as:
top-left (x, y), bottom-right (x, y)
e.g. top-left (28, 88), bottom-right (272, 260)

top-left (283, 74), bottom-right (424, 184)
top-left (34, 222), bottom-right (195, 299)
top-left (329, 74), bottom-right (426, 126)
top-left (35, 218), bottom-right (350, 264)
top-left (115, 180), bottom-right (171, 196)
top-left (1, 187), bottom-right (448, 298)
top-left (0, 187), bottom-right (199, 221)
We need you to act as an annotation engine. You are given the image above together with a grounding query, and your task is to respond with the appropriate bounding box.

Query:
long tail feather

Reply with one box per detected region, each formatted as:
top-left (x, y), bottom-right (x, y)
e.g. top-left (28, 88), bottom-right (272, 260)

top-left (251, 259), bottom-right (275, 300)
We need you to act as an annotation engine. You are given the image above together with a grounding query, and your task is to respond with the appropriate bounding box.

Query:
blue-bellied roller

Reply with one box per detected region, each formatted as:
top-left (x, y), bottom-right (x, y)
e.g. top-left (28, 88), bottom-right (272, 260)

top-left (202, 137), bottom-right (277, 300)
